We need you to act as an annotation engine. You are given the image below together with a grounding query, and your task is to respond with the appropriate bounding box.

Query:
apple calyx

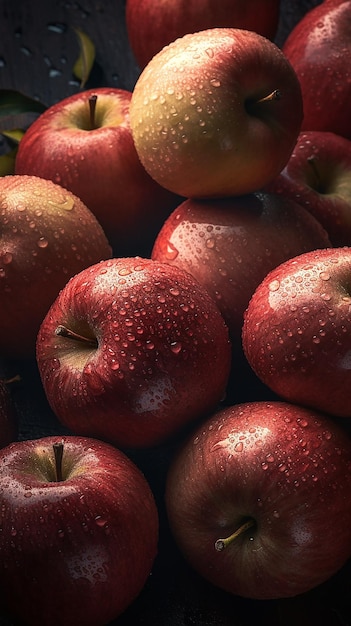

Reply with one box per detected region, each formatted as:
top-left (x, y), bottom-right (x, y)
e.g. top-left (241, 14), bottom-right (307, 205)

top-left (55, 324), bottom-right (98, 348)
top-left (88, 94), bottom-right (98, 130)
top-left (214, 518), bottom-right (255, 552)
top-left (53, 441), bottom-right (64, 482)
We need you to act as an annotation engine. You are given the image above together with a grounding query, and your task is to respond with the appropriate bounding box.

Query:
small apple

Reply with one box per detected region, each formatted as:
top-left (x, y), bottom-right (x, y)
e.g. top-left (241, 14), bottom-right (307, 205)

top-left (282, 0), bottom-right (351, 140)
top-left (0, 174), bottom-right (112, 360)
top-left (36, 257), bottom-right (231, 449)
top-left (0, 435), bottom-right (159, 625)
top-left (130, 28), bottom-right (303, 199)
top-left (265, 130), bottom-right (351, 247)
top-left (165, 400), bottom-right (351, 599)
top-left (242, 247), bottom-right (351, 418)
top-left (15, 87), bottom-right (181, 255)
top-left (126, 0), bottom-right (281, 69)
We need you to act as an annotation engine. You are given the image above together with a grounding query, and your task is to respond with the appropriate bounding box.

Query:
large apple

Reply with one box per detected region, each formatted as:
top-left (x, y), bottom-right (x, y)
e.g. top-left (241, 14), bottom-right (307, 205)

top-left (130, 28), bottom-right (303, 199)
top-left (0, 174), bottom-right (112, 360)
top-left (265, 130), bottom-right (351, 247)
top-left (126, 0), bottom-right (281, 69)
top-left (282, 0), bottom-right (351, 140)
top-left (15, 87), bottom-right (181, 255)
top-left (165, 400), bottom-right (351, 599)
top-left (0, 435), bottom-right (159, 625)
top-left (242, 247), bottom-right (351, 418)
top-left (36, 257), bottom-right (231, 449)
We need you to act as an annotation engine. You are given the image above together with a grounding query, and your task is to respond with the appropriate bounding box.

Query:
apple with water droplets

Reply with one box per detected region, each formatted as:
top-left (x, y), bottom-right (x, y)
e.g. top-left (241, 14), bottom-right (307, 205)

top-left (282, 0), bottom-right (351, 140)
top-left (15, 87), bottom-right (181, 255)
top-left (166, 400), bottom-right (351, 600)
top-left (0, 174), bottom-right (112, 360)
top-left (130, 27), bottom-right (303, 199)
top-left (126, 0), bottom-right (281, 69)
top-left (36, 257), bottom-right (231, 448)
top-left (265, 130), bottom-right (351, 247)
top-left (0, 435), bottom-right (159, 625)
top-left (242, 247), bottom-right (351, 418)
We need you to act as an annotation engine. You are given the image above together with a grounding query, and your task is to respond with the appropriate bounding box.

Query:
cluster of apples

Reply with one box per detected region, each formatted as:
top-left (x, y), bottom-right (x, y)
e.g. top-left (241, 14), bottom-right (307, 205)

top-left (1, 0), bottom-right (351, 624)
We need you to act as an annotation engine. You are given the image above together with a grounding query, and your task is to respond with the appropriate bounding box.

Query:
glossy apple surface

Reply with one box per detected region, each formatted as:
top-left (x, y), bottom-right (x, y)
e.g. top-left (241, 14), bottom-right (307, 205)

top-left (283, 0), bottom-right (351, 140)
top-left (36, 257), bottom-right (231, 448)
top-left (242, 247), bottom-right (351, 418)
top-left (126, 0), bottom-right (280, 69)
top-left (266, 130), bottom-right (351, 247)
top-left (130, 28), bottom-right (303, 198)
top-left (166, 400), bottom-right (351, 599)
top-left (0, 435), bottom-right (159, 625)
top-left (0, 175), bottom-right (112, 360)
top-left (15, 87), bottom-right (181, 254)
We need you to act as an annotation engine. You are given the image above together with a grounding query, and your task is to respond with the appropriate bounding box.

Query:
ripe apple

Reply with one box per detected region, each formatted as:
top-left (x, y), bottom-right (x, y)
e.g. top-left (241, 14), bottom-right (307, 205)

top-left (126, 0), bottom-right (281, 69)
top-left (165, 400), bottom-right (351, 599)
top-left (151, 192), bottom-right (331, 347)
top-left (15, 87), bottom-right (181, 255)
top-left (242, 247), bottom-right (351, 418)
top-left (0, 378), bottom-right (17, 447)
top-left (130, 28), bottom-right (303, 199)
top-left (0, 435), bottom-right (159, 625)
top-left (282, 0), bottom-right (351, 140)
top-left (0, 174), bottom-right (112, 360)
top-left (265, 130), bottom-right (351, 247)
top-left (36, 257), bottom-right (231, 449)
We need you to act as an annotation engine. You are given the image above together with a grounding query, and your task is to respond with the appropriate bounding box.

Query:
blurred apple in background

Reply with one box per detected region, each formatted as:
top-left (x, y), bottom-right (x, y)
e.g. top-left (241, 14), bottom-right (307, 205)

top-left (0, 435), bottom-right (159, 625)
top-left (130, 28), bottom-right (303, 199)
top-left (283, 0), bottom-right (351, 140)
top-left (242, 247), bottom-right (351, 418)
top-left (36, 257), bottom-right (231, 449)
top-left (15, 88), bottom-right (181, 255)
top-left (0, 175), bottom-right (112, 360)
top-left (166, 400), bottom-right (351, 600)
top-left (265, 130), bottom-right (351, 246)
top-left (126, 0), bottom-right (281, 69)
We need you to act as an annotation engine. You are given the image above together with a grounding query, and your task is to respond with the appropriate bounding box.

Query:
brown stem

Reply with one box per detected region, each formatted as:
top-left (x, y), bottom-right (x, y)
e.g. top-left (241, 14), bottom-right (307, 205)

top-left (89, 94), bottom-right (98, 130)
top-left (256, 89), bottom-right (282, 104)
top-left (215, 519), bottom-right (255, 552)
top-left (53, 441), bottom-right (64, 482)
top-left (55, 324), bottom-right (98, 348)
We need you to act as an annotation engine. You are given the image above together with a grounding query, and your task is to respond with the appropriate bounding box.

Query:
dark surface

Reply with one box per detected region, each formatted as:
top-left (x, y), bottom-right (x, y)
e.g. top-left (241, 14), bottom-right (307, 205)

top-left (2, 1), bottom-right (351, 625)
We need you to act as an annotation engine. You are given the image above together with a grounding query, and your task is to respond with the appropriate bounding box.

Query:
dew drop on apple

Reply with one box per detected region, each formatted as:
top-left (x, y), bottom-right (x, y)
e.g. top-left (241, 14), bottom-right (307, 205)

top-left (37, 237), bottom-right (49, 249)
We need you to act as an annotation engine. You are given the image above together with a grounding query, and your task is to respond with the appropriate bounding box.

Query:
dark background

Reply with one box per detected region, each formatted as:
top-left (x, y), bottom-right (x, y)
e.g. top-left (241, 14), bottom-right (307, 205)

top-left (2, 1), bottom-right (351, 625)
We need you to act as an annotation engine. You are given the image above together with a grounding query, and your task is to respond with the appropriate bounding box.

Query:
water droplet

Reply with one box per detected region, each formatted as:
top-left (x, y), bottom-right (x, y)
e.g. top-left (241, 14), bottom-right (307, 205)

top-left (170, 341), bottom-right (182, 354)
top-left (269, 280), bottom-right (280, 292)
top-left (37, 237), bottom-right (49, 248)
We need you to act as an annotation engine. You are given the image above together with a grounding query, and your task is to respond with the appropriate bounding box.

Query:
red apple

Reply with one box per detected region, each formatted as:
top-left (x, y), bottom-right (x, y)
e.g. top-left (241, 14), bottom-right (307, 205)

top-left (242, 247), bottom-right (351, 418)
top-left (0, 174), bottom-right (112, 360)
top-left (130, 28), bottom-right (303, 199)
top-left (165, 400), bottom-right (351, 599)
top-left (152, 192), bottom-right (331, 347)
top-left (0, 435), bottom-right (159, 625)
top-left (126, 0), bottom-right (281, 69)
top-left (15, 87), bottom-right (181, 254)
top-left (282, 0), bottom-right (351, 140)
top-left (265, 130), bottom-right (351, 247)
top-left (36, 257), bottom-right (231, 449)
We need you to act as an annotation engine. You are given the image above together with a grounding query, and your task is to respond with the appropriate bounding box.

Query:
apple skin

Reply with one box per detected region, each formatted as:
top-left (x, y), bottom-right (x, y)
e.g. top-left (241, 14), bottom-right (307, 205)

top-left (126, 0), bottom-right (281, 69)
top-left (282, 0), bottom-right (351, 140)
top-left (36, 257), bottom-right (232, 449)
top-left (165, 400), bottom-right (351, 600)
top-left (242, 247), bottom-right (351, 418)
top-left (0, 435), bottom-right (159, 626)
top-left (151, 192), bottom-right (331, 347)
top-left (130, 28), bottom-right (303, 199)
top-left (0, 174), bottom-right (112, 360)
top-left (265, 130), bottom-right (351, 247)
top-left (15, 87), bottom-right (181, 255)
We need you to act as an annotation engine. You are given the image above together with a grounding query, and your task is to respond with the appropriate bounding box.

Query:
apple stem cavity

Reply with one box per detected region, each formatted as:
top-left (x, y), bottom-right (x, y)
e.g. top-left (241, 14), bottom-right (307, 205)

top-left (53, 441), bottom-right (64, 482)
top-left (307, 156), bottom-right (324, 192)
top-left (88, 94), bottom-right (98, 130)
top-left (55, 324), bottom-right (98, 348)
top-left (215, 518), bottom-right (255, 552)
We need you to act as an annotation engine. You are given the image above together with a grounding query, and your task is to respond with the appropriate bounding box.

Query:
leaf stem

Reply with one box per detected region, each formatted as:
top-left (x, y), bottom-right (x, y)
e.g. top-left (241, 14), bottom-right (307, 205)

top-left (55, 324), bottom-right (98, 348)
top-left (88, 94), bottom-right (98, 130)
top-left (53, 441), bottom-right (64, 482)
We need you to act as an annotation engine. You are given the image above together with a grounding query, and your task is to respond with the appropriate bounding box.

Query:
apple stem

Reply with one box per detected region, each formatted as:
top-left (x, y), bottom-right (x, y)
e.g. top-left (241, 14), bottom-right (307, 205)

top-left (215, 519), bottom-right (255, 552)
top-left (53, 441), bottom-right (64, 482)
top-left (89, 94), bottom-right (98, 130)
top-left (256, 89), bottom-right (282, 105)
top-left (55, 324), bottom-right (98, 348)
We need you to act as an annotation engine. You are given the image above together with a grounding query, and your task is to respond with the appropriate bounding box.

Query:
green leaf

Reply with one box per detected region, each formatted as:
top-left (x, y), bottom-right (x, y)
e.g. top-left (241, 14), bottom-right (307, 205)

top-left (1, 128), bottom-right (25, 144)
top-left (73, 28), bottom-right (96, 88)
top-left (0, 90), bottom-right (47, 118)
top-left (0, 149), bottom-right (17, 176)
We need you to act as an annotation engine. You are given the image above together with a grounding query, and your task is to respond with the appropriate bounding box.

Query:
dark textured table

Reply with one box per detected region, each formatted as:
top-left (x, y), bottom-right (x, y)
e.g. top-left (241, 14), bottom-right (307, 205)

top-left (1, 1), bottom-right (351, 625)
